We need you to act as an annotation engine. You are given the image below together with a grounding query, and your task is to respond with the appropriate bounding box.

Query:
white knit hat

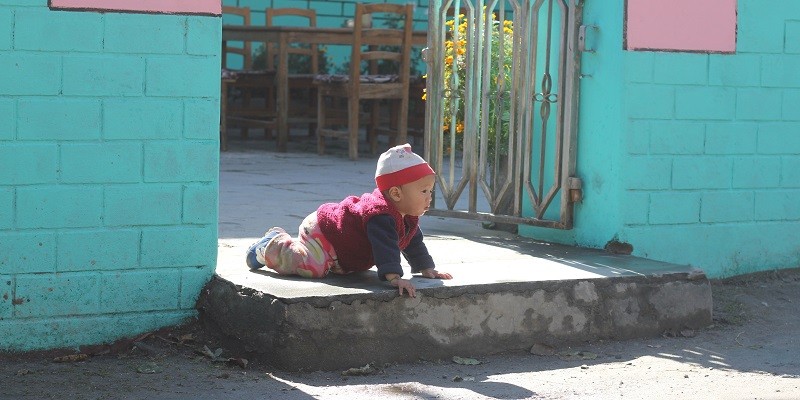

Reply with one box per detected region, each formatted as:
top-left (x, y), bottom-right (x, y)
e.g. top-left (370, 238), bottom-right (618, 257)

top-left (375, 144), bottom-right (435, 191)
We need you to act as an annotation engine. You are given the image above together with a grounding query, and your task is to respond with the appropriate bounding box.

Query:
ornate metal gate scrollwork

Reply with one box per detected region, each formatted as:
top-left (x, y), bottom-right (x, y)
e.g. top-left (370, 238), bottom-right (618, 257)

top-left (423, 0), bottom-right (584, 229)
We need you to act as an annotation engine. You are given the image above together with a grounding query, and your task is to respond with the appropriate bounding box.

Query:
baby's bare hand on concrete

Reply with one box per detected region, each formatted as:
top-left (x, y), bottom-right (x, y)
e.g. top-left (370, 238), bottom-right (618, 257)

top-left (420, 268), bottom-right (453, 280)
top-left (396, 279), bottom-right (416, 297)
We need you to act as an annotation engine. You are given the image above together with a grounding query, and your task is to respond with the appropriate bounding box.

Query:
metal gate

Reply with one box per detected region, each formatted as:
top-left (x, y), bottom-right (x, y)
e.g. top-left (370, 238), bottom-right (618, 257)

top-left (423, 0), bottom-right (584, 229)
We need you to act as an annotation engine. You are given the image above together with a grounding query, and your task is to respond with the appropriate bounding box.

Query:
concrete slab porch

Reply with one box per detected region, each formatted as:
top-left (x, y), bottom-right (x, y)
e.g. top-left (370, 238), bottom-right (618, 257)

top-left (203, 146), bottom-right (713, 371)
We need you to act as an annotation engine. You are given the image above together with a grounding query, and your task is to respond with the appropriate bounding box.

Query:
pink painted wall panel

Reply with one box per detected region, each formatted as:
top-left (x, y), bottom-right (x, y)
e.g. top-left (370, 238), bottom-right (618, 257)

top-left (626, 0), bottom-right (736, 52)
top-left (50, 0), bottom-right (220, 16)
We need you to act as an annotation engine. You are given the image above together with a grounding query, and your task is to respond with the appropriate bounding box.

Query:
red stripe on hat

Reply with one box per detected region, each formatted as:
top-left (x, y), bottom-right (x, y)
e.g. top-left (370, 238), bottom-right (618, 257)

top-left (375, 163), bottom-right (435, 191)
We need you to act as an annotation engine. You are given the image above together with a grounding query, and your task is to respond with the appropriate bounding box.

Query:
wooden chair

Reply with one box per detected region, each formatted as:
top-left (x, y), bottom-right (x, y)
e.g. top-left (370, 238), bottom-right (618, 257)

top-left (314, 3), bottom-right (413, 160)
top-left (265, 8), bottom-right (319, 138)
top-left (374, 72), bottom-right (426, 151)
top-left (222, 5), bottom-right (276, 141)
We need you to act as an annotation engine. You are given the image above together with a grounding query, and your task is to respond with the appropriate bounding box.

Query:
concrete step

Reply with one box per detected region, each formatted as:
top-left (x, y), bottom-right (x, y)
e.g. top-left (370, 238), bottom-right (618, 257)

top-left (200, 231), bottom-right (712, 371)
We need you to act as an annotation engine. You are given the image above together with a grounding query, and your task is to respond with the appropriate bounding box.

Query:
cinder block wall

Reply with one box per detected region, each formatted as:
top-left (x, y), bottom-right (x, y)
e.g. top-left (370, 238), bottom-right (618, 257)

top-left (0, 3), bottom-right (220, 351)
top-left (522, 0), bottom-right (800, 278)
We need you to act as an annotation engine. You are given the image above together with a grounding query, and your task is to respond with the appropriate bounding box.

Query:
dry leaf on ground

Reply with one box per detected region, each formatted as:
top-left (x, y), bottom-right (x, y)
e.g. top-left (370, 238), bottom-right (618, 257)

top-left (52, 354), bottom-right (88, 363)
top-left (341, 364), bottom-right (376, 376)
top-left (452, 356), bottom-right (481, 365)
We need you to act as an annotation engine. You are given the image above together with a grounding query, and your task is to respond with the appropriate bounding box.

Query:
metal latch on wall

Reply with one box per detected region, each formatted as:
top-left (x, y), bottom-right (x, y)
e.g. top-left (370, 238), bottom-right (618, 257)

top-left (578, 25), bottom-right (598, 53)
top-left (568, 177), bottom-right (583, 203)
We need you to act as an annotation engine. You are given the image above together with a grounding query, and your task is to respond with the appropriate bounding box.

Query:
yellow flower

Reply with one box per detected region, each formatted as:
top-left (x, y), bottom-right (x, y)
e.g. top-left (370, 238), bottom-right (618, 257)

top-left (445, 55), bottom-right (454, 65)
top-left (456, 122), bottom-right (464, 133)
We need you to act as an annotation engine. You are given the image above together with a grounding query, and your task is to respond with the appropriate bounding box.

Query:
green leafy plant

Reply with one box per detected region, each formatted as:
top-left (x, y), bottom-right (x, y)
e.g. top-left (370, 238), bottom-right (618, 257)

top-left (434, 9), bottom-right (513, 155)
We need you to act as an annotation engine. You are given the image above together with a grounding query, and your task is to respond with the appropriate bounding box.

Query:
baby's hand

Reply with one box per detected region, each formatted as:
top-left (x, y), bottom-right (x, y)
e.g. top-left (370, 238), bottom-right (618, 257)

top-left (420, 268), bottom-right (453, 280)
top-left (391, 278), bottom-right (416, 297)
top-left (397, 279), bottom-right (416, 297)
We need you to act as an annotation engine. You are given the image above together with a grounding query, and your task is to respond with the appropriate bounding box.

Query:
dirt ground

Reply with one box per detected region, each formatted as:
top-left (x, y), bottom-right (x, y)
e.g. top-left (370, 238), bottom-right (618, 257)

top-left (2, 268), bottom-right (799, 400)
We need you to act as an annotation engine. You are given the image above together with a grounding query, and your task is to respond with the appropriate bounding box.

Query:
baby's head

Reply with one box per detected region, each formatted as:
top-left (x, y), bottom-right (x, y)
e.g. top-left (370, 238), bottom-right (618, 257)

top-left (375, 144), bottom-right (436, 217)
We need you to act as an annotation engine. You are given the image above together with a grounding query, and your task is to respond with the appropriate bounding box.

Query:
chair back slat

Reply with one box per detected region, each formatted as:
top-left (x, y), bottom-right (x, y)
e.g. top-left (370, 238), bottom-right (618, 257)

top-left (360, 3), bottom-right (404, 14)
top-left (360, 29), bottom-right (406, 45)
top-left (361, 52), bottom-right (402, 62)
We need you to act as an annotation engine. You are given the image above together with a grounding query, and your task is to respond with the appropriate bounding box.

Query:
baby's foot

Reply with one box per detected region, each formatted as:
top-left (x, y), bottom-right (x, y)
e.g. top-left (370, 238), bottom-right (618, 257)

top-left (245, 227), bottom-right (285, 269)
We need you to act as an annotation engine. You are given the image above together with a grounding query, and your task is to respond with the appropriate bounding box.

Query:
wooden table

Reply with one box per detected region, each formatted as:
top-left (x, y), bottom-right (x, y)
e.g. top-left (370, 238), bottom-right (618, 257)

top-left (222, 25), bottom-right (428, 152)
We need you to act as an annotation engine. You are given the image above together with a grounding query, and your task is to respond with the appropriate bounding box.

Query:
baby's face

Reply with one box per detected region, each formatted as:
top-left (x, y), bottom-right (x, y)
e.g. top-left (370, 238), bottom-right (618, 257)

top-left (395, 174), bottom-right (436, 217)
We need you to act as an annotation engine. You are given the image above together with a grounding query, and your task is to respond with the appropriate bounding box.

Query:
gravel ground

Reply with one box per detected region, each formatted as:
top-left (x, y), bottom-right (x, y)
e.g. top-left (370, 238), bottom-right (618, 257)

top-left (2, 269), bottom-right (798, 400)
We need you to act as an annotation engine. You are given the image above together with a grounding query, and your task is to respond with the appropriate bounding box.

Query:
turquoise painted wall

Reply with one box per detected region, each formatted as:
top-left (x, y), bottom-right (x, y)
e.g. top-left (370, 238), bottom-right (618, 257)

top-left (0, 2), bottom-right (220, 351)
top-left (522, 0), bottom-right (800, 278)
top-left (223, 0), bottom-right (430, 73)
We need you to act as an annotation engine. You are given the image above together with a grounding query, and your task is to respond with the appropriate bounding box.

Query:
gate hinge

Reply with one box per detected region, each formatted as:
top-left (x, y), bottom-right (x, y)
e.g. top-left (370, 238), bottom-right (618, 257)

top-left (568, 177), bottom-right (583, 203)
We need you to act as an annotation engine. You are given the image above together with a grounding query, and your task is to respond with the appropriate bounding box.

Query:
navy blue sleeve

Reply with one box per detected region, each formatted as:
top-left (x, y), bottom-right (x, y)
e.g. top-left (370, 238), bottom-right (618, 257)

top-left (403, 228), bottom-right (435, 273)
top-left (366, 214), bottom-right (404, 281)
